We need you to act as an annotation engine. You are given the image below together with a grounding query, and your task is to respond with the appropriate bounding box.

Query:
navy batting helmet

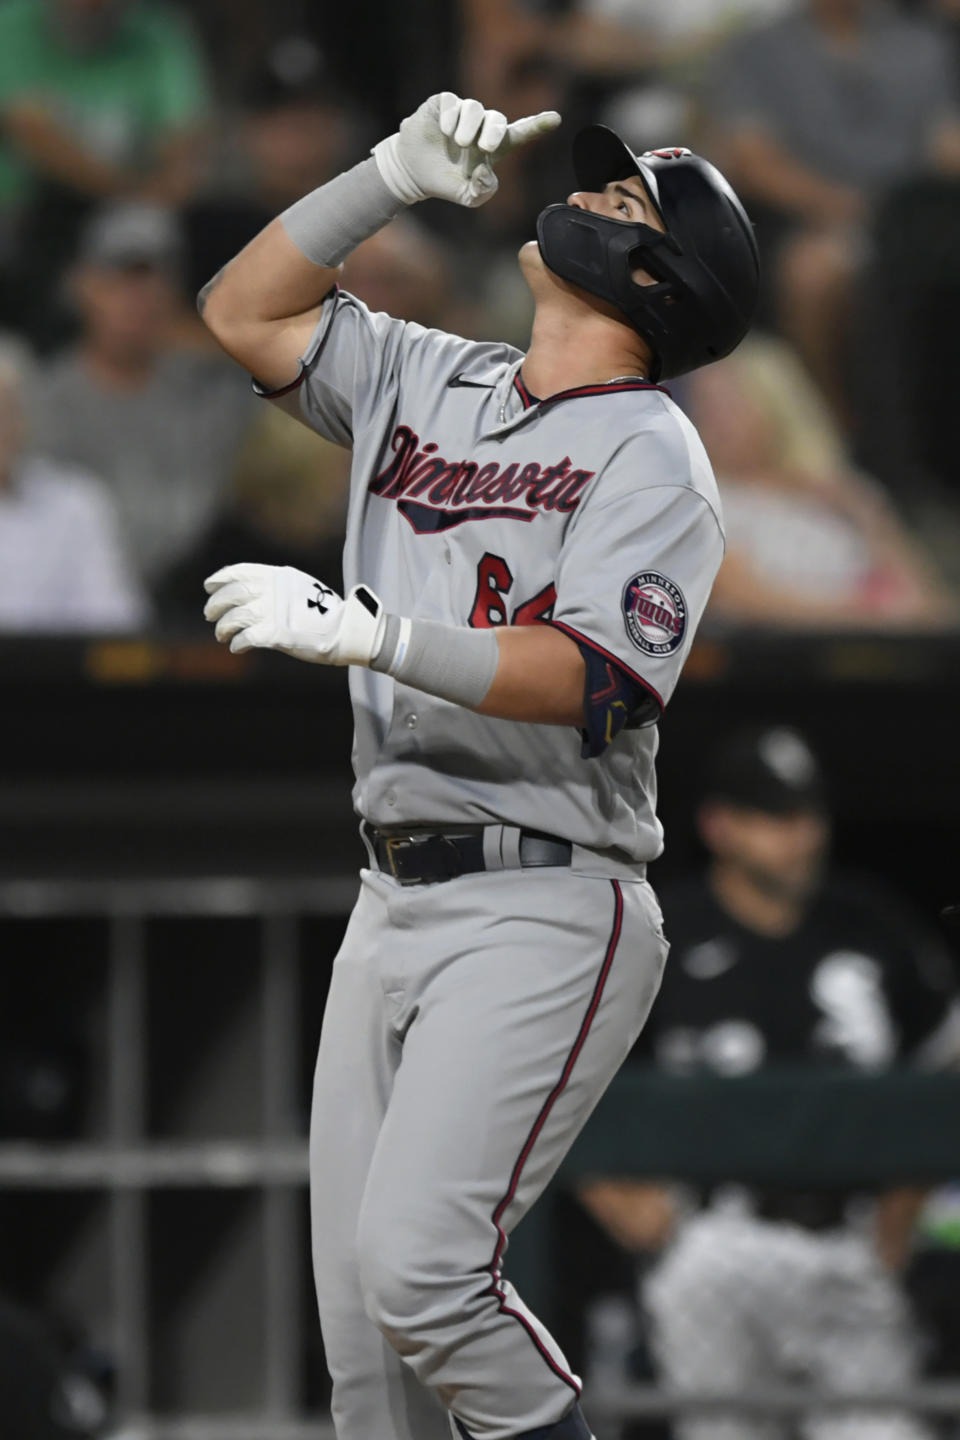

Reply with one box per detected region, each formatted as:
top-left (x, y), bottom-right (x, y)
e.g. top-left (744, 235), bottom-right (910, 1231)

top-left (536, 125), bottom-right (760, 380)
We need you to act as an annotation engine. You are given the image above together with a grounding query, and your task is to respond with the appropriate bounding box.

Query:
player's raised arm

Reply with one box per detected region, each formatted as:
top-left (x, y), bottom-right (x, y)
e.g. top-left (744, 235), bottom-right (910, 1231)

top-left (197, 93), bottom-right (560, 392)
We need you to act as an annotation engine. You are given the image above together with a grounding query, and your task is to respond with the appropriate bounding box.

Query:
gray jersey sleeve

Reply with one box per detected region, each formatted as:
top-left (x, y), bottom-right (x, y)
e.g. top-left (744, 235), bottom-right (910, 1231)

top-left (276, 289), bottom-right (406, 447)
top-left (258, 289), bottom-right (495, 448)
top-left (552, 427), bottom-right (724, 754)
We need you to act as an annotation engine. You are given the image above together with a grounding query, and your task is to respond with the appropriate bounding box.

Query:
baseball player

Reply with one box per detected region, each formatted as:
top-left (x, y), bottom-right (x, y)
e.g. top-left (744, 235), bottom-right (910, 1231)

top-left (198, 93), bottom-right (758, 1440)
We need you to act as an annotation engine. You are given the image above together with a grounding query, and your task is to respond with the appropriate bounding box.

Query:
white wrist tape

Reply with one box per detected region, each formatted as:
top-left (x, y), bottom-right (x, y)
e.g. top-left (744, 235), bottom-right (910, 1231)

top-left (280, 157), bottom-right (406, 267)
top-left (372, 132), bottom-right (427, 206)
top-left (371, 614), bottom-right (500, 709)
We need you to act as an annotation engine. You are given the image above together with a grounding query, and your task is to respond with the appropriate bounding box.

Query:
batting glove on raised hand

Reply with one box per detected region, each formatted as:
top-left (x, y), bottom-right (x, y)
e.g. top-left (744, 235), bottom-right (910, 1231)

top-left (203, 563), bottom-right (386, 666)
top-left (372, 91), bottom-right (561, 208)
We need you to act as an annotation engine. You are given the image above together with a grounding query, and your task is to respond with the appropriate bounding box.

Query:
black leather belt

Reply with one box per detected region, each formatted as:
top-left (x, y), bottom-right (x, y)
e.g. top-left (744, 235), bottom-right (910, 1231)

top-left (363, 823), bottom-right (573, 886)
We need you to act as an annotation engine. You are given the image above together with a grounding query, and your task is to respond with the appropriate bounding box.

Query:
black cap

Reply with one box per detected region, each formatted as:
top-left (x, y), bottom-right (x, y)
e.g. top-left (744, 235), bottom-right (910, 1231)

top-left (705, 726), bottom-right (826, 816)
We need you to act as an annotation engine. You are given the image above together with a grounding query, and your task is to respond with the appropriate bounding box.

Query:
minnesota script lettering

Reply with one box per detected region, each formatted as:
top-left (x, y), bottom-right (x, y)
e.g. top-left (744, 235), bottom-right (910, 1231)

top-left (369, 424), bottom-right (595, 533)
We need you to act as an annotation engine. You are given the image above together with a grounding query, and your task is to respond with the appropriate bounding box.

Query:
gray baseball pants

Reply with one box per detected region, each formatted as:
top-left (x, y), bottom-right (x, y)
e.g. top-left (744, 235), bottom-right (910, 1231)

top-left (645, 1210), bottom-right (932, 1440)
top-left (309, 862), bottom-right (668, 1440)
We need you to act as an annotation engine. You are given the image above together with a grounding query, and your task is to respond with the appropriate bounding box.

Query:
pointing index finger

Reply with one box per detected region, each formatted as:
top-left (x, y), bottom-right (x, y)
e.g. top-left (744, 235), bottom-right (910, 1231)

top-left (502, 110), bottom-right (562, 154)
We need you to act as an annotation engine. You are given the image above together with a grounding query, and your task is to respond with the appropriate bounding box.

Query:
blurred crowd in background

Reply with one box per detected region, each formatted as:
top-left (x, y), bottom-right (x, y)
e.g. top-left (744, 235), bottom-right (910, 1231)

top-left (2, 3), bottom-right (960, 1436)
top-left (0, 0), bottom-right (959, 635)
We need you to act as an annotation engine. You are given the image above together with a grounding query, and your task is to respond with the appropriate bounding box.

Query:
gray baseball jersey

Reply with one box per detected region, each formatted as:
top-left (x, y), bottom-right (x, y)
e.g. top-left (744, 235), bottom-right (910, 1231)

top-left (271, 288), bottom-right (724, 866)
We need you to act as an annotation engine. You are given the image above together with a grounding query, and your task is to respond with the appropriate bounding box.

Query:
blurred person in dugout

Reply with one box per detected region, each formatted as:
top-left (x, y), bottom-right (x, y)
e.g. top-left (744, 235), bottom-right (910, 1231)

top-left (0, 0), bottom-right (209, 343)
top-left (577, 726), bottom-right (960, 1440)
top-left (0, 336), bottom-right (146, 630)
top-left (0, 1297), bottom-right (106, 1440)
top-left (681, 335), bottom-right (957, 629)
top-left (27, 199), bottom-right (255, 602)
top-left (704, 0), bottom-right (960, 427)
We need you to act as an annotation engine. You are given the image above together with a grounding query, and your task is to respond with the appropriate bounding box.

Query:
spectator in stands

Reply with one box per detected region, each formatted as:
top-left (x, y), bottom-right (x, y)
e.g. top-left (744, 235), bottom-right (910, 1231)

top-left (459, 0), bottom-right (790, 144)
top-left (0, 0), bottom-right (208, 210)
top-left (578, 726), bottom-right (960, 1440)
top-left (458, 0), bottom-right (563, 112)
top-left (429, 50), bottom-right (570, 346)
top-left (341, 216), bottom-right (470, 333)
top-left (706, 0), bottom-right (960, 423)
top-left (0, 0), bottom-right (210, 340)
top-left (182, 36), bottom-right (357, 304)
top-left (156, 403), bottom-right (350, 630)
top-left (558, 0), bottom-right (796, 154)
top-left (0, 338), bottom-right (146, 632)
top-left (932, 0), bottom-right (960, 90)
top-left (28, 201), bottom-right (255, 598)
top-left (557, 0), bottom-right (792, 78)
top-left (159, 213), bottom-right (464, 628)
top-left (684, 335), bottom-right (956, 630)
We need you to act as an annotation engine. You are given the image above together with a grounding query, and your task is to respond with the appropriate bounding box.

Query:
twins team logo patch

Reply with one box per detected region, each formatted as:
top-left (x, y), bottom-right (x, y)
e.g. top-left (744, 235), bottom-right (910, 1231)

top-left (623, 572), bottom-right (687, 655)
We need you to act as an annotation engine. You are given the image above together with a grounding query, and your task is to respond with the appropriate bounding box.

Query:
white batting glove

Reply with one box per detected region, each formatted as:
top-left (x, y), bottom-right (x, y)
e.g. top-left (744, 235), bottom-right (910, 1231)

top-left (372, 91), bottom-right (561, 208)
top-left (203, 563), bottom-right (386, 667)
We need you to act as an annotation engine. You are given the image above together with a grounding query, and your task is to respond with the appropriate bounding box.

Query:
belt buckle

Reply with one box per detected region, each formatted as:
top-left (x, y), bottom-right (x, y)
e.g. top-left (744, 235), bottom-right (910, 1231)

top-left (383, 833), bottom-right (465, 884)
top-left (384, 835), bottom-right (417, 881)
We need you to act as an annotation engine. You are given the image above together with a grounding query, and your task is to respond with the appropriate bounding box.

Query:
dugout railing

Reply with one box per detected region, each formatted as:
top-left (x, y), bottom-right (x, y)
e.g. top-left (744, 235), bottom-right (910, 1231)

top-left (0, 878), bottom-right (351, 1440)
top-left (562, 1067), bottom-right (960, 1437)
top-left (1, 878), bottom-right (959, 1439)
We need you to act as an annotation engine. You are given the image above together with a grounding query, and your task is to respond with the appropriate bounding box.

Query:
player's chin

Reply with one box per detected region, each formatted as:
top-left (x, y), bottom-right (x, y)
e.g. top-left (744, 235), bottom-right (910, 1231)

top-left (521, 245), bottom-right (625, 319)
top-left (518, 239), bottom-right (570, 297)
top-left (518, 238), bottom-right (544, 272)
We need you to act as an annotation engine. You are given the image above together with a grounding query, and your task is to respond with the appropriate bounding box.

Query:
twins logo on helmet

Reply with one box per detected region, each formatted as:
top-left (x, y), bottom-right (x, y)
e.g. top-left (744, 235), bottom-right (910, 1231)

top-left (623, 571), bottom-right (687, 656)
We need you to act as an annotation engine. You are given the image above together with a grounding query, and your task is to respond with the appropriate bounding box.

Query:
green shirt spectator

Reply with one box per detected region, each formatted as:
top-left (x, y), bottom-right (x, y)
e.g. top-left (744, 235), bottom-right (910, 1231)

top-left (0, 0), bottom-right (210, 210)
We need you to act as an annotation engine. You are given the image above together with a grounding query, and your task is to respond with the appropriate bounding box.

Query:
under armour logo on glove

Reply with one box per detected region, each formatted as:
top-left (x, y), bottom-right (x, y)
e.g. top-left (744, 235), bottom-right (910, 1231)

top-left (307, 582), bottom-right (336, 615)
top-left (203, 563), bottom-right (387, 667)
